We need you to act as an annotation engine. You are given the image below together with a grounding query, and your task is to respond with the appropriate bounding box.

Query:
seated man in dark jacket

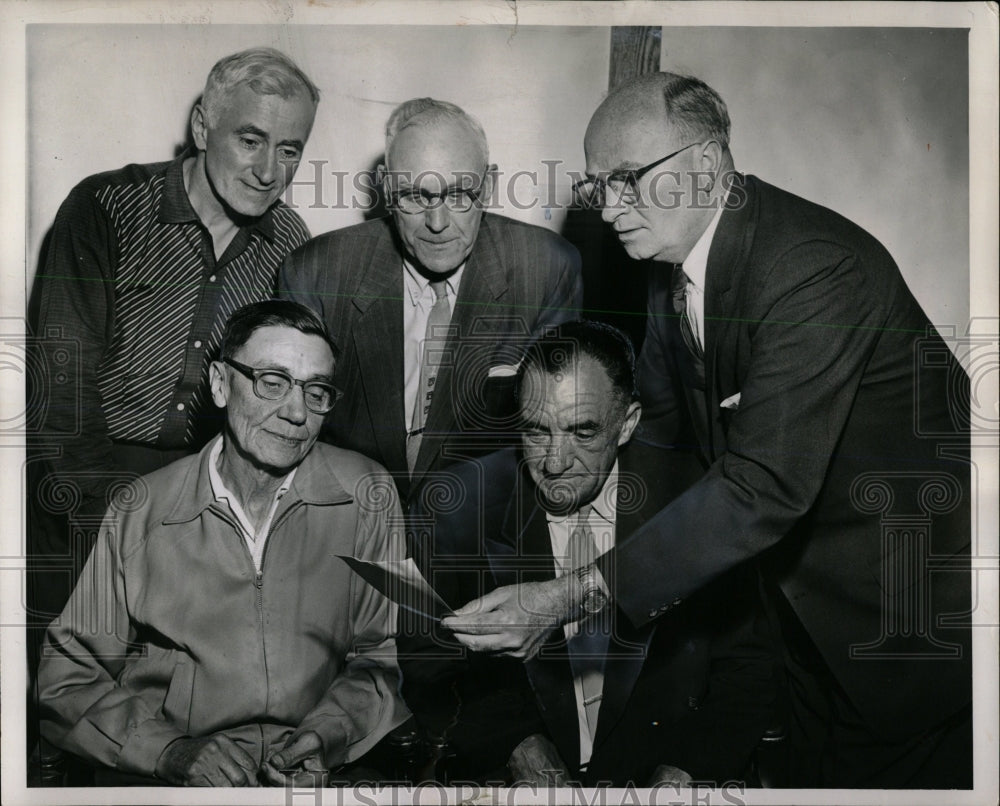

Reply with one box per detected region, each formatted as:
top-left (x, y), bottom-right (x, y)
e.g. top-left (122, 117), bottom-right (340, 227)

top-left (402, 320), bottom-right (777, 785)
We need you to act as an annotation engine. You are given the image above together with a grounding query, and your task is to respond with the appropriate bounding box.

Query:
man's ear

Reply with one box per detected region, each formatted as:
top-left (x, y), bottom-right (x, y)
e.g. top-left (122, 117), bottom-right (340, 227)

top-left (191, 103), bottom-right (209, 152)
top-left (698, 140), bottom-right (724, 182)
top-left (618, 401), bottom-right (642, 446)
top-left (479, 165), bottom-right (496, 207)
top-left (209, 361), bottom-right (228, 409)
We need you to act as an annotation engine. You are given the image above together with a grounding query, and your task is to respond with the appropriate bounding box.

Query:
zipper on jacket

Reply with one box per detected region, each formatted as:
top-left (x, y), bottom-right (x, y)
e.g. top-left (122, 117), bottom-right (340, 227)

top-left (254, 570), bottom-right (264, 626)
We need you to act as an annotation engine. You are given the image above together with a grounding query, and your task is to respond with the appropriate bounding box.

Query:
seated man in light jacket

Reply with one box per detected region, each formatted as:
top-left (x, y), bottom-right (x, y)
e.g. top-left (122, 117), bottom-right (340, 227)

top-left (38, 300), bottom-right (409, 786)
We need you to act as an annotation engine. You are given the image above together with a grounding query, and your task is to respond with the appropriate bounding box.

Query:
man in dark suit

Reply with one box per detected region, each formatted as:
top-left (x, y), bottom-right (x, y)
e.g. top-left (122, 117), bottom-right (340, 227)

top-left (408, 321), bottom-right (776, 785)
top-left (444, 73), bottom-right (972, 789)
top-left (279, 98), bottom-right (582, 506)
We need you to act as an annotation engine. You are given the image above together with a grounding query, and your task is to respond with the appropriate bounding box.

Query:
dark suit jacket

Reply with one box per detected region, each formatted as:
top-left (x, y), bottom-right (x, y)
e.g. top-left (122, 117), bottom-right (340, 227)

top-left (279, 213), bottom-right (583, 503)
top-left (403, 443), bottom-right (776, 785)
top-left (606, 175), bottom-right (972, 741)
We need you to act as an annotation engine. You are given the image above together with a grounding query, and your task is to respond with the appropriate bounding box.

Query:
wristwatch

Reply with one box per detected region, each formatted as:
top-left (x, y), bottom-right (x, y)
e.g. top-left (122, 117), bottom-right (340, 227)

top-left (574, 564), bottom-right (609, 616)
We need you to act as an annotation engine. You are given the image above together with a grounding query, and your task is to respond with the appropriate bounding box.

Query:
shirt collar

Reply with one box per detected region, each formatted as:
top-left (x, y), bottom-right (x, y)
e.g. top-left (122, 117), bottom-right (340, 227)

top-left (207, 434), bottom-right (296, 508)
top-left (158, 153), bottom-right (277, 241)
top-left (545, 462), bottom-right (620, 524)
top-left (681, 192), bottom-right (728, 291)
top-left (402, 258), bottom-right (465, 307)
top-left (163, 435), bottom-right (352, 525)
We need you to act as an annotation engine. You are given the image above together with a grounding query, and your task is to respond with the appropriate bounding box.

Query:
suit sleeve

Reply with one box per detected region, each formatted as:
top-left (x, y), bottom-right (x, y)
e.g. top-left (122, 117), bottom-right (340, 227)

top-left (602, 242), bottom-right (887, 626)
top-left (292, 470), bottom-right (411, 766)
top-left (533, 234), bottom-right (583, 331)
top-left (31, 183), bottom-right (121, 522)
top-left (38, 503), bottom-right (188, 776)
top-left (278, 240), bottom-right (330, 322)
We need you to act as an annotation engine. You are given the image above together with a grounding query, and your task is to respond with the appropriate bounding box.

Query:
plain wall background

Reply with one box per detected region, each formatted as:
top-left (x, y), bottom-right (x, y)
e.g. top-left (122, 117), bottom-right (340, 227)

top-left (26, 23), bottom-right (610, 281)
top-left (27, 24), bottom-right (969, 333)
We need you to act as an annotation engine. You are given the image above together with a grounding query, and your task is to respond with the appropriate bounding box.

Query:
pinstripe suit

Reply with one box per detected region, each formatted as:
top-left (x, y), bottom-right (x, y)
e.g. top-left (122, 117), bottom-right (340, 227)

top-left (280, 213), bottom-right (583, 505)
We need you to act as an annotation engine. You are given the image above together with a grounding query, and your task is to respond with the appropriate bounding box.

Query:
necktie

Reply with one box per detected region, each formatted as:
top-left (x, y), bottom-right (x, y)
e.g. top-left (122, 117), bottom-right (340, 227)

top-left (407, 280), bottom-right (451, 473)
top-left (670, 263), bottom-right (706, 389)
top-left (566, 505), bottom-right (605, 743)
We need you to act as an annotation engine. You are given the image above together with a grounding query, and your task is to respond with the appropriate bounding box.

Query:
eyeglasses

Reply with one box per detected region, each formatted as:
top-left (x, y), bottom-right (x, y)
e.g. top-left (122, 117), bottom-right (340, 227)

top-left (223, 358), bottom-right (343, 415)
top-left (386, 166), bottom-right (493, 214)
top-left (572, 142), bottom-right (701, 208)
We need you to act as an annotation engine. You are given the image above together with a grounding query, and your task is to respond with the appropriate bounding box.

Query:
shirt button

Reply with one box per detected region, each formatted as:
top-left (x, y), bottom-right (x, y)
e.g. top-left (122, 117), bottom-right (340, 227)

top-left (648, 609), bottom-right (658, 619)
top-left (208, 275), bottom-right (217, 283)
top-left (176, 403), bottom-right (185, 411)
top-left (193, 340), bottom-right (202, 349)
top-left (672, 597), bottom-right (683, 606)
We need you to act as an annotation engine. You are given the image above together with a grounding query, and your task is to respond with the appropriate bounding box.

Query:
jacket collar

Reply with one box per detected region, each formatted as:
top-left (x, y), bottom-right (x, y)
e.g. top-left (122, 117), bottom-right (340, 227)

top-left (163, 436), bottom-right (353, 525)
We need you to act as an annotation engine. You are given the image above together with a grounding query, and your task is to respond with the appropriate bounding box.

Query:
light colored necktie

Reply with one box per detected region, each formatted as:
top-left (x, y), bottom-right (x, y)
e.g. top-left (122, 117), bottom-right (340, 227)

top-left (567, 505), bottom-right (604, 741)
top-left (406, 280), bottom-right (450, 473)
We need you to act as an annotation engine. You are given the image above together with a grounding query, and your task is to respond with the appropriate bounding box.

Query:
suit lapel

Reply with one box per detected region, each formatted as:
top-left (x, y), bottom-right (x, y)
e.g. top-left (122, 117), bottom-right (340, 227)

top-left (704, 174), bottom-right (756, 460)
top-left (350, 228), bottom-right (408, 481)
top-left (513, 488), bottom-right (581, 769)
top-left (414, 215), bottom-right (509, 479)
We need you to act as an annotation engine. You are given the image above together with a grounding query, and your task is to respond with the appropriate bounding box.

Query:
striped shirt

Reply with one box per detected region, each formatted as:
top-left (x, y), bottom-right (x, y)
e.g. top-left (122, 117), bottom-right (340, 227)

top-left (32, 155), bottom-right (310, 511)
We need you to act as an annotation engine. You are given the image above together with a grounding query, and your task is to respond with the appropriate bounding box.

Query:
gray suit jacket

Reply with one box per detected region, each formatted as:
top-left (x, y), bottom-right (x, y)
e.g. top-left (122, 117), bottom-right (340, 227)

top-left (280, 213), bottom-right (582, 503)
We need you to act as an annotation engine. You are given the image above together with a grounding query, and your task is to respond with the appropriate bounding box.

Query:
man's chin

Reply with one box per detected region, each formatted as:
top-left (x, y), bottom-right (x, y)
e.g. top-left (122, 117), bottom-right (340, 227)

top-left (536, 488), bottom-right (583, 517)
top-left (618, 238), bottom-right (655, 262)
top-left (414, 253), bottom-right (463, 276)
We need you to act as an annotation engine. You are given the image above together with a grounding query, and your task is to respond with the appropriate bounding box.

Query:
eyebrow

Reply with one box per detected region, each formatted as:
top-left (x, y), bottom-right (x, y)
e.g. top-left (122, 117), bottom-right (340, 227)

top-left (233, 125), bottom-right (304, 151)
top-left (235, 124), bottom-right (269, 139)
top-left (257, 363), bottom-right (334, 383)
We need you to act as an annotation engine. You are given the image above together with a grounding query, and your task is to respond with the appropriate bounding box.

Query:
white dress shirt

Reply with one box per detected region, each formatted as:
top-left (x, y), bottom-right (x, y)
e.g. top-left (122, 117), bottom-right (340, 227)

top-left (680, 195), bottom-right (727, 350)
top-left (546, 463), bottom-right (619, 767)
top-left (402, 259), bottom-right (464, 433)
top-left (208, 436), bottom-right (295, 574)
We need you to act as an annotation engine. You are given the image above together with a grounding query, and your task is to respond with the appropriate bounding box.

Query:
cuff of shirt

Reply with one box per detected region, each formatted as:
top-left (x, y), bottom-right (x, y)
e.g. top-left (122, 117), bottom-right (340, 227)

top-left (117, 719), bottom-right (188, 778)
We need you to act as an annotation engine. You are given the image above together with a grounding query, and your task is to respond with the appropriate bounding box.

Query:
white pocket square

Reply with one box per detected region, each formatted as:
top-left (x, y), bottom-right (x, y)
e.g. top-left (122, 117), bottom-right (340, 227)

top-left (720, 392), bottom-right (741, 410)
top-left (488, 363), bottom-right (519, 378)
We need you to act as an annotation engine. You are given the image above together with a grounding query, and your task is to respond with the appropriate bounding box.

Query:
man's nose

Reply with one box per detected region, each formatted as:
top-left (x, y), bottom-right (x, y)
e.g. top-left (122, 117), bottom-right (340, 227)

top-left (600, 187), bottom-right (629, 224)
top-left (423, 201), bottom-right (451, 232)
top-left (252, 148), bottom-right (279, 187)
top-left (543, 436), bottom-right (574, 475)
top-left (278, 385), bottom-right (309, 424)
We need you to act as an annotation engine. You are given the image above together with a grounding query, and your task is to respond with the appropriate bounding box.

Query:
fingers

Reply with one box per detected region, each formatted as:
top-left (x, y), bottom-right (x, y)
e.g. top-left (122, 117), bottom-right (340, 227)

top-left (258, 761), bottom-right (288, 787)
top-left (269, 730), bottom-right (323, 769)
top-left (261, 731), bottom-right (325, 787)
top-left (448, 586), bottom-right (511, 618)
top-left (214, 736), bottom-right (258, 787)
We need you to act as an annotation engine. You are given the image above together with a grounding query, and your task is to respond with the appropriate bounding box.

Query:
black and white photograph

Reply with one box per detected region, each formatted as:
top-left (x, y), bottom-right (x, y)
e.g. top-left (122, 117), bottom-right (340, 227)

top-left (1, 2), bottom-right (997, 805)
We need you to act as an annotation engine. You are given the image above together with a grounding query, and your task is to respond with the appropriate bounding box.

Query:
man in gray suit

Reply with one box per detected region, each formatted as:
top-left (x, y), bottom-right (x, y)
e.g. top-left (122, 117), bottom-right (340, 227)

top-left (280, 98), bottom-right (582, 506)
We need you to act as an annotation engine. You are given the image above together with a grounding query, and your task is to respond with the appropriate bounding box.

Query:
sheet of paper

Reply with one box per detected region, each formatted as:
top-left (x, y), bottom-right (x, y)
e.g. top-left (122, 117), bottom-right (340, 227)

top-left (337, 555), bottom-right (454, 622)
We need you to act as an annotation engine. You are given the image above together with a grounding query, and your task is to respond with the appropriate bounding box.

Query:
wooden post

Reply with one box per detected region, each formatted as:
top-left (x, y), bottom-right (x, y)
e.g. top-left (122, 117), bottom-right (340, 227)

top-left (609, 26), bottom-right (662, 90)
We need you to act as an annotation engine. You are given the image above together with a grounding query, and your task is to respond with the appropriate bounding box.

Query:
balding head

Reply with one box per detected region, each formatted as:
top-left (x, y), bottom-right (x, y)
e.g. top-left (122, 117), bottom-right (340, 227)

top-left (583, 72), bottom-right (734, 265)
top-left (379, 98), bottom-right (493, 276)
top-left (385, 97), bottom-right (489, 169)
top-left (586, 72), bottom-right (731, 158)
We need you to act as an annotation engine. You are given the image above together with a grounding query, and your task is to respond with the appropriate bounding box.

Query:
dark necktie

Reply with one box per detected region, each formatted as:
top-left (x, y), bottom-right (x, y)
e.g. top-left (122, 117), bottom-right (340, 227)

top-left (671, 263), bottom-right (706, 389)
top-left (406, 280), bottom-right (450, 474)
